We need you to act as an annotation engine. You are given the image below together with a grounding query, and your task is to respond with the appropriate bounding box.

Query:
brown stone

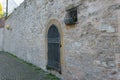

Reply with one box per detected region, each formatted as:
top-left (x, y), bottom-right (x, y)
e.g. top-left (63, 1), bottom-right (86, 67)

top-left (117, 63), bottom-right (120, 68)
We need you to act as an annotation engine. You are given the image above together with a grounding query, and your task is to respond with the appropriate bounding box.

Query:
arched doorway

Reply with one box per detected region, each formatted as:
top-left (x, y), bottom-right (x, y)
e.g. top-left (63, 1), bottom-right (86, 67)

top-left (47, 24), bottom-right (61, 73)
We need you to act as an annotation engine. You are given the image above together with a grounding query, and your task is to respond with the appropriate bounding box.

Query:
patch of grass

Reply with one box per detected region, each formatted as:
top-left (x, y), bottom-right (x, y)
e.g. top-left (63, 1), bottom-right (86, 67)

top-left (35, 67), bottom-right (43, 71)
top-left (51, 78), bottom-right (60, 80)
top-left (46, 73), bottom-right (60, 80)
top-left (47, 73), bottom-right (55, 77)
top-left (22, 61), bottom-right (36, 67)
top-left (6, 52), bottom-right (18, 58)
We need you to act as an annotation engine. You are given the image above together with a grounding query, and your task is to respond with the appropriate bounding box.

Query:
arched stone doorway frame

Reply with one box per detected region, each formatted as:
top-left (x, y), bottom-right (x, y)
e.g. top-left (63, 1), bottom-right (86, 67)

top-left (45, 19), bottom-right (64, 74)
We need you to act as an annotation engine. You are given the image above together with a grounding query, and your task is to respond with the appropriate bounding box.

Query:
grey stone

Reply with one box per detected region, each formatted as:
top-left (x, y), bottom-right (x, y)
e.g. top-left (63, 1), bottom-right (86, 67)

top-left (1, 0), bottom-right (120, 80)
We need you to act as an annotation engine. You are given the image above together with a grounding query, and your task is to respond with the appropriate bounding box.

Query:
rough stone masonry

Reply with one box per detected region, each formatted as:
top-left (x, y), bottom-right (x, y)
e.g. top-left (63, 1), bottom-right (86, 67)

top-left (2, 0), bottom-right (120, 80)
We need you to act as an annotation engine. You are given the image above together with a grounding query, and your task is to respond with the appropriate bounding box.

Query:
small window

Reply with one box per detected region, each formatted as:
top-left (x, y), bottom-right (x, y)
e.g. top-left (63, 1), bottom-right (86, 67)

top-left (64, 7), bottom-right (78, 25)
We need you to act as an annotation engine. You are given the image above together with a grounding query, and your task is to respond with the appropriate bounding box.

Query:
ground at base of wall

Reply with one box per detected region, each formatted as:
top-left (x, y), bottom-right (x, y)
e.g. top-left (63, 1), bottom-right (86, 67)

top-left (0, 51), bottom-right (60, 80)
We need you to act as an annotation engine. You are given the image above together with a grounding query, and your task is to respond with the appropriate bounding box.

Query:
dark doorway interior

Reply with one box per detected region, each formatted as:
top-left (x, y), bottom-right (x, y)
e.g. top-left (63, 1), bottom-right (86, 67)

top-left (47, 24), bottom-right (61, 73)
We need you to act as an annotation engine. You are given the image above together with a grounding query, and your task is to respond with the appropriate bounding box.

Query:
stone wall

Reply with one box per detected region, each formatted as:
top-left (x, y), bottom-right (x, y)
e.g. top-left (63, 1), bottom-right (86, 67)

top-left (0, 28), bottom-right (3, 51)
top-left (4, 0), bottom-right (120, 80)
